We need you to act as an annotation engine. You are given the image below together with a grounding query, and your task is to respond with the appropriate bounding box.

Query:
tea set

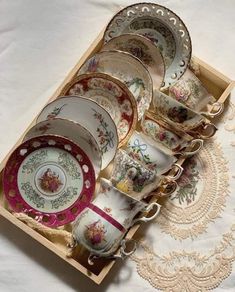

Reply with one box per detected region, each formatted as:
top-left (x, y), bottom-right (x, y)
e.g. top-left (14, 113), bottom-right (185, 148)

top-left (2, 2), bottom-right (223, 264)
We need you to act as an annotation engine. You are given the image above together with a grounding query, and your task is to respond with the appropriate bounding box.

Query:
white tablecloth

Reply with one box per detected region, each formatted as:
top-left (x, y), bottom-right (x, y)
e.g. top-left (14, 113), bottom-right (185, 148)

top-left (0, 1), bottom-right (235, 291)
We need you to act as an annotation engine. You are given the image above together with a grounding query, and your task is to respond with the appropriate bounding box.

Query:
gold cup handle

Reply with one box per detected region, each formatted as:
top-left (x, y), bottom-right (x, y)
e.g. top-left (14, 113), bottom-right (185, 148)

top-left (167, 163), bottom-right (184, 180)
top-left (200, 123), bottom-right (217, 139)
top-left (158, 178), bottom-right (178, 197)
top-left (183, 139), bottom-right (204, 156)
top-left (132, 202), bottom-right (162, 225)
top-left (201, 101), bottom-right (224, 117)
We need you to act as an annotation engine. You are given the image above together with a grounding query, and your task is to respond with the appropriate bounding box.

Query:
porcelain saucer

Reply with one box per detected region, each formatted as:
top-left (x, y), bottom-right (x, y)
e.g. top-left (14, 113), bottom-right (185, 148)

top-left (60, 72), bottom-right (137, 147)
top-left (23, 118), bottom-right (102, 178)
top-left (103, 2), bottom-right (192, 89)
top-left (101, 33), bottom-right (165, 90)
top-left (3, 135), bottom-right (96, 227)
top-left (77, 50), bottom-right (153, 120)
top-left (36, 96), bottom-right (118, 169)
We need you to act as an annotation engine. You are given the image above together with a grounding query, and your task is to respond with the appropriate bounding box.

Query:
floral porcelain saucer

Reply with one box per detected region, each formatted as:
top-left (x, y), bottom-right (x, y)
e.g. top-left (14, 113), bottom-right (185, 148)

top-left (23, 118), bottom-right (102, 178)
top-left (101, 33), bottom-right (165, 90)
top-left (103, 2), bottom-right (192, 90)
top-left (3, 135), bottom-right (96, 227)
top-left (77, 50), bottom-right (153, 120)
top-left (60, 73), bottom-right (137, 147)
top-left (36, 96), bottom-right (118, 169)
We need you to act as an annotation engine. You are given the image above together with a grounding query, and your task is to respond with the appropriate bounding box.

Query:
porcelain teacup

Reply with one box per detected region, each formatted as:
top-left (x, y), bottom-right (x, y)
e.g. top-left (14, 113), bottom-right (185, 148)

top-left (111, 149), bottom-right (179, 198)
top-left (125, 132), bottom-right (183, 179)
top-left (141, 112), bottom-right (204, 156)
top-left (169, 69), bottom-right (223, 116)
top-left (72, 178), bottom-right (161, 263)
top-left (153, 90), bottom-right (217, 139)
top-left (111, 149), bottom-right (160, 197)
top-left (72, 205), bottom-right (136, 263)
top-left (94, 178), bottom-right (161, 228)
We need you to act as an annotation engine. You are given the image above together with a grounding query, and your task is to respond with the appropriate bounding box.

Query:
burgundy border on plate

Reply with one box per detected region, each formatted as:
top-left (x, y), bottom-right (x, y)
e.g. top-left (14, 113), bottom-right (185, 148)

top-left (3, 135), bottom-right (96, 227)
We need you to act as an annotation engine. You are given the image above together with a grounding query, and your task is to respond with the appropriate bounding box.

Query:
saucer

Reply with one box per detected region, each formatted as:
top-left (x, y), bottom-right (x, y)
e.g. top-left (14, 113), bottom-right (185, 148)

top-left (103, 2), bottom-right (192, 89)
top-left (3, 135), bottom-right (96, 227)
top-left (77, 50), bottom-right (153, 120)
top-left (36, 96), bottom-right (118, 169)
top-left (23, 118), bottom-right (102, 178)
top-left (101, 33), bottom-right (165, 90)
top-left (60, 73), bottom-right (137, 147)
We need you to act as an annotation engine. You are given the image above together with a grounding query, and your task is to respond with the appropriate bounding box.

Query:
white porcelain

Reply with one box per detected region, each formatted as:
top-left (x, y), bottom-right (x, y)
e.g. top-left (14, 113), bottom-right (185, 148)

top-left (73, 207), bottom-right (125, 256)
top-left (60, 72), bottom-right (138, 147)
top-left (77, 50), bottom-right (153, 120)
top-left (3, 135), bottom-right (96, 227)
top-left (95, 178), bottom-right (161, 227)
top-left (23, 118), bottom-right (102, 178)
top-left (169, 69), bottom-right (219, 113)
top-left (72, 178), bottom-right (161, 260)
top-left (36, 96), bottom-right (118, 169)
top-left (101, 33), bottom-right (165, 90)
top-left (141, 112), bottom-right (204, 156)
top-left (153, 90), bottom-right (217, 138)
top-left (125, 131), bottom-right (179, 175)
top-left (104, 2), bottom-right (192, 90)
top-left (111, 149), bottom-right (159, 197)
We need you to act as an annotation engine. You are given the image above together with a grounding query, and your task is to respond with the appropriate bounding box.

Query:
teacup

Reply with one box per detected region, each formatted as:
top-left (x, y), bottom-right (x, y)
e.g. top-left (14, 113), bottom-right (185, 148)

top-left (169, 69), bottom-right (223, 116)
top-left (111, 149), bottom-right (159, 197)
top-left (111, 149), bottom-right (179, 198)
top-left (72, 206), bottom-right (134, 263)
top-left (141, 112), bottom-right (204, 156)
top-left (94, 178), bottom-right (161, 228)
top-left (153, 90), bottom-right (217, 139)
top-left (125, 132), bottom-right (183, 178)
top-left (72, 178), bottom-right (161, 263)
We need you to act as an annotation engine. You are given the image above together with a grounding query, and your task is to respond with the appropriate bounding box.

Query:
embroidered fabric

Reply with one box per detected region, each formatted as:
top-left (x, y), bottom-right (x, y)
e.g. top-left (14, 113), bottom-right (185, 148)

top-left (131, 100), bottom-right (235, 291)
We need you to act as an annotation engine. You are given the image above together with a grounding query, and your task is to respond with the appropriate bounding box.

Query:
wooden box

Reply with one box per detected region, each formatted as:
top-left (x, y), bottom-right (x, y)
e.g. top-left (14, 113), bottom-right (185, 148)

top-left (0, 29), bottom-right (234, 284)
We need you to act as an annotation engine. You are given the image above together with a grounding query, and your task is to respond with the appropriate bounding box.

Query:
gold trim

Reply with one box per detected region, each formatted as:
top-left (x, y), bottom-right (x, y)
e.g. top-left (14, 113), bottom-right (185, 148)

top-left (75, 49), bottom-right (153, 120)
top-left (59, 72), bottom-right (138, 148)
top-left (36, 95), bottom-right (119, 170)
top-left (22, 118), bottom-right (102, 178)
top-left (101, 33), bottom-right (166, 90)
top-left (103, 2), bottom-right (192, 90)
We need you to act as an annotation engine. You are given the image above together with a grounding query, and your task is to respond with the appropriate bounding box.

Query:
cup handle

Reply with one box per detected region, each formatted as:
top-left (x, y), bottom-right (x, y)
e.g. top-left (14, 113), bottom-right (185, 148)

top-left (201, 102), bottom-right (224, 117)
top-left (183, 139), bottom-right (204, 156)
top-left (132, 202), bottom-right (161, 225)
top-left (167, 164), bottom-right (184, 180)
top-left (199, 123), bottom-right (217, 139)
top-left (87, 239), bottom-right (137, 264)
top-left (119, 239), bottom-right (137, 259)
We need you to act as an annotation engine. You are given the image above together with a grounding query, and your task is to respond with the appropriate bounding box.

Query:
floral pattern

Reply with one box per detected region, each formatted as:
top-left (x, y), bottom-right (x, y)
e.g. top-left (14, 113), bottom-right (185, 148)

top-left (87, 56), bottom-right (99, 72)
top-left (22, 150), bottom-right (47, 174)
top-left (84, 219), bottom-right (107, 245)
top-left (50, 187), bottom-right (78, 210)
top-left (142, 119), bottom-right (181, 151)
top-left (35, 123), bottom-right (51, 135)
top-left (65, 77), bottom-right (135, 144)
top-left (92, 108), bottom-right (115, 153)
top-left (58, 152), bottom-right (81, 180)
top-left (127, 139), bottom-right (151, 166)
top-left (47, 104), bottom-right (66, 119)
top-left (68, 83), bottom-right (84, 96)
top-left (39, 168), bottom-right (63, 193)
top-left (126, 77), bottom-right (145, 99)
top-left (129, 19), bottom-right (176, 68)
top-left (170, 158), bottom-right (200, 205)
top-left (111, 151), bottom-right (156, 194)
top-left (21, 182), bottom-right (45, 208)
top-left (115, 39), bottom-right (153, 66)
top-left (155, 93), bottom-right (200, 129)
